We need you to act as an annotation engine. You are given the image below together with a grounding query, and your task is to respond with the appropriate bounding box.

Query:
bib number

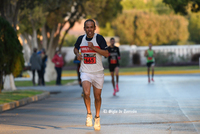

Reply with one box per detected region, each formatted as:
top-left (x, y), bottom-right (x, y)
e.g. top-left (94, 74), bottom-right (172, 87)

top-left (148, 57), bottom-right (152, 60)
top-left (110, 58), bottom-right (117, 64)
top-left (84, 54), bottom-right (96, 64)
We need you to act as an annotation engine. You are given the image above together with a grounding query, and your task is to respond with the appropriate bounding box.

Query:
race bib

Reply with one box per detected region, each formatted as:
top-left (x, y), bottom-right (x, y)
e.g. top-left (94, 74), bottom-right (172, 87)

top-left (84, 54), bottom-right (96, 64)
top-left (110, 58), bottom-right (117, 64)
top-left (148, 57), bottom-right (152, 60)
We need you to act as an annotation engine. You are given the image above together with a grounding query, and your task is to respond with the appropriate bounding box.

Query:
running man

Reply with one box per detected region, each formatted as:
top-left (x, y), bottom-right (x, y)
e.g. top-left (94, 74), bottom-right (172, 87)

top-left (108, 38), bottom-right (120, 96)
top-left (73, 19), bottom-right (109, 131)
top-left (144, 43), bottom-right (156, 83)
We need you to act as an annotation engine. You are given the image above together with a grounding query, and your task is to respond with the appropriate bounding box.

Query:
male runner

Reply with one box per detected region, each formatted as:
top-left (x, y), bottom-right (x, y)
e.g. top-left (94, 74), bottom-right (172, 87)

top-left (108, 38), bottom-right (120, 96)
top-left (73, 19), bottom-right (109, 131)
top-left (144, 43), bottom-right (155, 83)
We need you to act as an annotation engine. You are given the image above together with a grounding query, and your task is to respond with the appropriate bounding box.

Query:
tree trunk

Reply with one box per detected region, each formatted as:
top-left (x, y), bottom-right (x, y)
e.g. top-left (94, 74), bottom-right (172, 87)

top-left (42, 25), bottom-right (47, 50)
top-left (0, 71), bottom-right (3, 93)
top-left (44, 25), bottom-right (60, 82)
top-left (20, 35), bottom-right (31, 65)
top-left (32, 28), bottom-right (38, 49)
top-left (3, 74), bottom-right (16, 91)
top-left (44, 39), bottom-right (58, 82)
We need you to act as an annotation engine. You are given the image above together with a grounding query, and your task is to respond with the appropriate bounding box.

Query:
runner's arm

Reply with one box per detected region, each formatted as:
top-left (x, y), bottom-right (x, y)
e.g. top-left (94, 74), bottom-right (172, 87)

top-left (74, 47), bottom-right (83, 61)
top-left (144, 50), bottom-right (148, 57)
top-left (88, 42), bottom-right (109, 57)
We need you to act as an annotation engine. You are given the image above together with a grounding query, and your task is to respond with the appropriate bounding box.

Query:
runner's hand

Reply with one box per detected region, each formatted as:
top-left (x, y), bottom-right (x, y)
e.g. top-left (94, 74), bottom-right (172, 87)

top-left (88, 42), bottom-right (94, 49)
top-left (76, 53), bottom-right (83, 61)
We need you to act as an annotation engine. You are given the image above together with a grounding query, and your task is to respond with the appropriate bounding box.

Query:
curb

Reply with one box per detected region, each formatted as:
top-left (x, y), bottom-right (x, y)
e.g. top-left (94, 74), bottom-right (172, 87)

top-left (0, 91), bottom-right (50, 113)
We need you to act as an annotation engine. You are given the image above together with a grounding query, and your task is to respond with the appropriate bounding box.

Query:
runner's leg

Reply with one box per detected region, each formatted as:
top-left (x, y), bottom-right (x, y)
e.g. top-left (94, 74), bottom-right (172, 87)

top-left (115, 67), bottom-right (119, 91)
top-left (115, 67), bottom-right (119, 84)
top-left (82, 81), bottom-right (92, 114)
top-left (151, 65), bottom-right (155, 81)
top-left (93, 85), bottom-right (102, 118)
top-left (147, 67), bottom-right (150, 83)
top-left (110, 72), bottom-right (115, 89)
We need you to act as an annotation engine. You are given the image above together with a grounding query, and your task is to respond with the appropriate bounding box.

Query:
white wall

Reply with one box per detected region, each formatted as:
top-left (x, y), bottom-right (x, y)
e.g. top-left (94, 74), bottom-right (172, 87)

top-left (61, 45), bottom-right (200, 65)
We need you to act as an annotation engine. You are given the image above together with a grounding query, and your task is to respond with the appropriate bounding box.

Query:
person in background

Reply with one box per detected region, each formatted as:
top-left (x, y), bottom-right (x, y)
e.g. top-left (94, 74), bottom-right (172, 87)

top-left (30, 48), bottom-right (42, 86)
top-left (144, 43), bottom-right (156, 83)
top-left (74, 55), bottom-right (84, 97)
top-left (41, 49), bottom-right (48, 86)
top-left (107, 37), bottom-right (120, 96)
top-left (52, 50), bottom-right (64, 85)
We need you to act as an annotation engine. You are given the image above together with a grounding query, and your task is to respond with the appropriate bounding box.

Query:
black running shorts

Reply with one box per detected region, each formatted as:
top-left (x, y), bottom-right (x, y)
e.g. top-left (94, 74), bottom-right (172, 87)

top-left (146, 62), bottom-right (155, 67)
top-left (109, 64), bottom-right (119, 72)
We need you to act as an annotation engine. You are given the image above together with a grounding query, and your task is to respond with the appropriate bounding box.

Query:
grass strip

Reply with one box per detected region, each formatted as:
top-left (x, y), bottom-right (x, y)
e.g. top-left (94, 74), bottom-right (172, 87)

top-left (15, 79), bottom-right (75, 87)
top-left (0, 90), bottom-right (44, 104)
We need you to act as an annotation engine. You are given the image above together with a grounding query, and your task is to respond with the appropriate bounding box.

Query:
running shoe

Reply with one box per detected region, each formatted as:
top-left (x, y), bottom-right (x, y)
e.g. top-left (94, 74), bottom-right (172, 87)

top-left (94, 117), bottom-right (101, 131)
top-left (113, 89), bottom-right (116, 96)
top-left (151, 78), bottom-right (154, 82)
top-left (148, 78), bottom-right (150, 83)
top-left (116, 84), bottom-right (119, 92)
top-left (86, 113), bottom-right (93, 127)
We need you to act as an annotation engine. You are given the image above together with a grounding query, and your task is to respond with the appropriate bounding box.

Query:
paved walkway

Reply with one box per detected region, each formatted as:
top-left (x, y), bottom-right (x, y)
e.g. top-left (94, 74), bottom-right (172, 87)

top-left (0, 74), bottom-right (200, 134)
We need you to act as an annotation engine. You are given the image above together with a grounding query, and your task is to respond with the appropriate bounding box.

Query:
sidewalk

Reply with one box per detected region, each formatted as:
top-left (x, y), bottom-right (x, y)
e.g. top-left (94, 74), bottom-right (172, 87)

top-left (61, 69), bottom-right (200, 77)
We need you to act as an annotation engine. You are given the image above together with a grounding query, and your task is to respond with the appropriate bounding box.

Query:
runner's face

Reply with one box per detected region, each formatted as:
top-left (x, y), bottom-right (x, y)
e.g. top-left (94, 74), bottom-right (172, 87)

top-left (84, 21), bottom-right (96, 38)
top-left (110, 39), bottom-right (115, 46)
top-left (149, 44), bottom-right (152, 49)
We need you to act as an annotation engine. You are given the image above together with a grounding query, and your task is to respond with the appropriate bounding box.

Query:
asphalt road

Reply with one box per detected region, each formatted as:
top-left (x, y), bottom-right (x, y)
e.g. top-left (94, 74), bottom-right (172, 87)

top-left (0, 74), bottom-right (200, 134)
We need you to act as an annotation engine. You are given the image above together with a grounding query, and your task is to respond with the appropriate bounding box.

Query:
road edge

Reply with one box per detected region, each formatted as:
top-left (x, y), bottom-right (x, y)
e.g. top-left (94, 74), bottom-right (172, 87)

top-left (0, 91), bottom-right (50, 113)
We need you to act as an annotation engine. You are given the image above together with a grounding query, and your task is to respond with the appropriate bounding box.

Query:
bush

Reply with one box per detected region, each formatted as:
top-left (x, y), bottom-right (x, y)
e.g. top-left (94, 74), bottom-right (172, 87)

top-left (154, 51), bottom-right (175, 65)
top-left (191, 53), bottom-right (200, 62)
top-left (132, 53), bottom-right (140, 65)
top-left (119, 51), bottom-right (130, 67)
top-left (13, 54), bottom-right (24, 77)
top-left (62, 35), bottom-right (77, 47)
top-left (112, 10), bottom-right (189, 45)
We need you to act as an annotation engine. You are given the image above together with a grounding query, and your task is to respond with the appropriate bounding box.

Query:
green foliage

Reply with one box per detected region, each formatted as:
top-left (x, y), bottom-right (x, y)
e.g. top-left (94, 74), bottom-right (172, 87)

top-left (112, 10), bottom-right (189, 46)
top-left (188, 12), bottom-right (200, 43)
top-left (13, 54), bottom-right (24, 78)
top-left (163, 0), bottom-right (200, 15)
top-left (154, 51), bottom-right (175, 65)
top-left (18, 2), bottom-right (47, 34)
top-left (119, 51), bottom-right (130, 67)
top-left (154, 1), bottom-right (174, 15)
top-left (0, 16), bottom-right (24, 91)
top-left (120, 0), bottom-right (146, 10)
top-left (100, 22), bottom-right (115, 37)
top-left (154, 51), bottom-right (190, 65)
top-left (84, 0), bottom-right (122, 27)
top-left (62, 34), bottom-right (77, 47)
top-left (0, 90), bottom-right (44, 104)
top-left (0, 16), bottom-right (24, 75)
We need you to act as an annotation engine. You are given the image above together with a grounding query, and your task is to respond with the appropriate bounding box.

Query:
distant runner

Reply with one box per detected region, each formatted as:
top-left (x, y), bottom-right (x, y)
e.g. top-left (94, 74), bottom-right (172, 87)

top-left (144, 43), bottom-right (155, 83)
top-left (107, 38), bottom-right (120, 96)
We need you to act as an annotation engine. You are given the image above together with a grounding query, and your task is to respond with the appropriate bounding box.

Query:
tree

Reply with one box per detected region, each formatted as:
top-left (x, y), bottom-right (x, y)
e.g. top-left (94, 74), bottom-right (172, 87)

top-left (0, 16), bottom-right (24, 93)
top-left (112, 10), bottom-right (189, 45)
top-left (163, 0), bottom-right (200, 15)
top-left (188, 12), bottom-right (200, 43)
top-left (120, 0), bottom-right (146, 10)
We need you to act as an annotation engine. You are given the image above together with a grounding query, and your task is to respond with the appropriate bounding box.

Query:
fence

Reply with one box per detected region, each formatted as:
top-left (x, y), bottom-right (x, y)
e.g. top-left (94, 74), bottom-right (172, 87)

top-left (62, 45), bottom-right (200, 66)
